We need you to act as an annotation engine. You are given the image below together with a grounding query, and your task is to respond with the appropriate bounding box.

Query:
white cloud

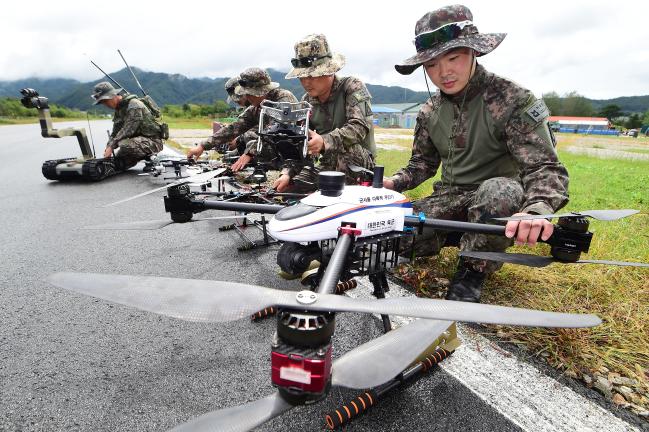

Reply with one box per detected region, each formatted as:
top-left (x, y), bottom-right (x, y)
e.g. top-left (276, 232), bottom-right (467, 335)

top-left (1, 0), bottom-right (648, 99)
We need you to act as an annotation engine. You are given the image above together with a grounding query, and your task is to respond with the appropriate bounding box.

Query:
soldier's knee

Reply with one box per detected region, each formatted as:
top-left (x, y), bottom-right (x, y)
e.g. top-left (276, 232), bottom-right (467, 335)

top-left (474, 177), bottom-right (524, 215)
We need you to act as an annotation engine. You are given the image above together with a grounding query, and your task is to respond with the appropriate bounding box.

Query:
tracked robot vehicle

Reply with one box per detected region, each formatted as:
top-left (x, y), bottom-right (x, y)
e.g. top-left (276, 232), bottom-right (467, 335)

top-left (20, 88), bottom-right (118, 181)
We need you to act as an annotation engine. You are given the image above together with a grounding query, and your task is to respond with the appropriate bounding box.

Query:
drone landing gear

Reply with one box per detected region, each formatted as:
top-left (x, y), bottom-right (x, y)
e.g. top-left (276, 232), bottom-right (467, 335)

top-left (325, 323), bottom-right (460, 430)
top-left (369, 273), bottom-right (392, 333)
top-left (218, 214), bottom-right (278, 251)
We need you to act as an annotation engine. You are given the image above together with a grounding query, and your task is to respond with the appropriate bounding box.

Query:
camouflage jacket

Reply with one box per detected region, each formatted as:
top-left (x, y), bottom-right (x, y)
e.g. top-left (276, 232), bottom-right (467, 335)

top-left (108, 95), bottom-right (161, 148)
top-left (201, 88), bottom-right (297, 151)
top-left (303, 75), bottom-right (376, 160)
top-left (390, 64), bottom-right (569, 215)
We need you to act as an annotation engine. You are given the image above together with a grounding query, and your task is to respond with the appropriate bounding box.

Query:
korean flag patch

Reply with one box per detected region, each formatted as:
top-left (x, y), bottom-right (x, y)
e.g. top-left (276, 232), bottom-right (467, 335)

top-left (525, 99), bottom-right (550, 123)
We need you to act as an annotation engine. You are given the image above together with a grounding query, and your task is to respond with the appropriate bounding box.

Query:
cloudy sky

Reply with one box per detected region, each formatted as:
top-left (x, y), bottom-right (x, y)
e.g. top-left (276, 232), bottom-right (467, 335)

top-left (2, 0), bottom-right (647, 99)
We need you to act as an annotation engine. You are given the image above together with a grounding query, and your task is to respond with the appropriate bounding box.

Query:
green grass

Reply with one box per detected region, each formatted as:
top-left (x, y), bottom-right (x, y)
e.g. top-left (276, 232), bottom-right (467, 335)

top-left (164, 117), bottom-right (234, 129)
top-left (378, 147), bottom-right (649, 401)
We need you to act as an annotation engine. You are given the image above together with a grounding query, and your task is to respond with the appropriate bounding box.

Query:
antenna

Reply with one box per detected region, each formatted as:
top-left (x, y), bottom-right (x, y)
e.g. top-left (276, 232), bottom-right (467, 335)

top-left (117, 49), bottom-right (147, 97)
top-left (90, 60), bottom-right (130, 95)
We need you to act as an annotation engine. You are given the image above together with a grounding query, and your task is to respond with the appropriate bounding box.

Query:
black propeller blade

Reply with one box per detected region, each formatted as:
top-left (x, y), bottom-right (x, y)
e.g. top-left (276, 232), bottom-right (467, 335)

top-left (47, 273), bottom-right (601, 328)
top-left (460, 251), bottom-right (649, 268)
top-left (103, 168), bottom-right (227, 207)
top-left (83, 214), bottom-right (261, 230)
top-left (494, 209), bottom-right (639, 222)
top-left (347, 164), bottom-right (374, 174)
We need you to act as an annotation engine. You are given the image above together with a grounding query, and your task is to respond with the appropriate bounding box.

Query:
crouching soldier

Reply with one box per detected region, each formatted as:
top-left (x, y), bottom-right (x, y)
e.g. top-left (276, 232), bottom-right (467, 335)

top-left (273, 33), bottom-right (376, 192)
top-left (187, 68), bottom-right (297, 164)
top-left (92, 82), bottom-right (164, 169)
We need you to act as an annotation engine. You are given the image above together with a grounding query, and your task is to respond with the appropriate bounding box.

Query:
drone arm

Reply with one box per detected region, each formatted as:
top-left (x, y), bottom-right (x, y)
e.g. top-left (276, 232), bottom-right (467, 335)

top-left (404, 215), bottom-right (506, 236)
top-left (316, 231), bottom-right (355, 295)
top-left (404, 215), bottom-right (592, 259)
top-left (200, 200), bottom-right (284, 215)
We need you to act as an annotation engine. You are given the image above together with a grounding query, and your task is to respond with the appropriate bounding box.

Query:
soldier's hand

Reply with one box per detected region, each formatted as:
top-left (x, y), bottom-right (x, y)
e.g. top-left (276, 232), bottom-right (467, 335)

top-left (307, 130), bottom-right (325, 156)
top-left (187, 144), bottom-right (204, 160)
top-left (103, 146), bottom-right (113, 158)
top-left (505, 212), bottom-right (554, 247)
top-left (231, 154), bottom-right (252, 172)
top-left (273, 174), bottom-right (291, 192)
top-left (383, 178), bottom-right (395, 190)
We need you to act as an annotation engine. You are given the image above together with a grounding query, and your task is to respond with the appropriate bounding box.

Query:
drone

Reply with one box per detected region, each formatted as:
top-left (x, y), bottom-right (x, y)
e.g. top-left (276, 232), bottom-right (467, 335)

top-left (50, 166), bottom-right (649, 430)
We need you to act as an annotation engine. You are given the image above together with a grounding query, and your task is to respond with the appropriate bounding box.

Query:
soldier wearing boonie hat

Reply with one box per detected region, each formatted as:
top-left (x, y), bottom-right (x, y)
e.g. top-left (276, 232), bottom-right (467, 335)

top-left (224, 76), bottom-right (246, 107)
top-left (91, 82), bottom-right (164, 169)
top-left (187, 68), bottom-right (297, 163)
top-left (384, 5), bottom-right (569, 303)
top-left (272, 33), bottom-right (375, 193)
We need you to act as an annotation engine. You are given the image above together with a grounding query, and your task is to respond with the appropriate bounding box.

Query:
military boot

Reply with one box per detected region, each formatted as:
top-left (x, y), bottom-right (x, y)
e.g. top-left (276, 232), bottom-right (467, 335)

top-left (445, 259), bottom-right (487, 303)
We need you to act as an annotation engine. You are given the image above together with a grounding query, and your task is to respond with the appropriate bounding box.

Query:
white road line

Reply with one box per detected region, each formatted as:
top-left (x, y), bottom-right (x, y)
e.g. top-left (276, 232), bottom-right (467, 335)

top-left (347, 276), bottom-right (639, 432)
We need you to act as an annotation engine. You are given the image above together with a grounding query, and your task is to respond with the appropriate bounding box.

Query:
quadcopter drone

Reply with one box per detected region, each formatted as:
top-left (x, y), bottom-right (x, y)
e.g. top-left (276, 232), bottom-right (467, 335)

top-left (51, 166), bottom-right (649, 430)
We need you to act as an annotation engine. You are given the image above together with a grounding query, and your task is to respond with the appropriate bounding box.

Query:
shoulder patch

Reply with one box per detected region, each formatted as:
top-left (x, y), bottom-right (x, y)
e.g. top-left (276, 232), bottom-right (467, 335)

top-left (350, 88), bottom-right (371, 104)
top-left (524, 99), bottom-right (549, 123)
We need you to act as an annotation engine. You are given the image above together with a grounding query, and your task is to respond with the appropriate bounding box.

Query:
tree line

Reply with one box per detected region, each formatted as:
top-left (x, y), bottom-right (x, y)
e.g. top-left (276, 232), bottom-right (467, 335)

top-left (0, 97), bottom-right (87, 118)
top-left (543, 91), bottom-right (648, 129)
top-left (0, 97), bottom-right (237, 120)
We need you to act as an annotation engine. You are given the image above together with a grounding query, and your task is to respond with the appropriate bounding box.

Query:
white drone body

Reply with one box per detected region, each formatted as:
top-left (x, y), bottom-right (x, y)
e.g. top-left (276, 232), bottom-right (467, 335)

top-left (268, 184), bottom-right (413, 242)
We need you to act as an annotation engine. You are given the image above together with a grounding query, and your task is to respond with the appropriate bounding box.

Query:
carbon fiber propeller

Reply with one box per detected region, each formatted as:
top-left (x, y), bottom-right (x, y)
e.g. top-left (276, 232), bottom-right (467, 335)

top-left (83, 214), bottom-right (261, 230)
top-left (103, 167), bottom-right (227, 207)
top-left (494, 209), bottom-right (639, 222)
top-left (47, 272), bottom-right (601, 328)
top-left (460, 251), bottom-right (649, 268)
top-left (168, 392), bottom-right (293, 432)
top-left (168, 319), bottom-right (453, 432)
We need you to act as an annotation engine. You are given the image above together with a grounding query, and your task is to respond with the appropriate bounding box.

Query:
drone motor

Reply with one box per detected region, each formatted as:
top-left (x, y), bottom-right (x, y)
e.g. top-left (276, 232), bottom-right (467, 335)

top-left (271, 309), bottom-right (335, 405)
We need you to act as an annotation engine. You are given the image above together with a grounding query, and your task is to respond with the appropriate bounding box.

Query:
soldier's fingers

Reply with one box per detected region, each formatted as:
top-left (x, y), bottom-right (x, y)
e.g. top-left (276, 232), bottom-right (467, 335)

top-left (540, 220), bottom-right (554, 241)
top-left (504, 220), bottom-right (518, 238)
top-left (515, 220), bottom-right (532, 246)
top-left (526, 221), bottom-right (544, 247)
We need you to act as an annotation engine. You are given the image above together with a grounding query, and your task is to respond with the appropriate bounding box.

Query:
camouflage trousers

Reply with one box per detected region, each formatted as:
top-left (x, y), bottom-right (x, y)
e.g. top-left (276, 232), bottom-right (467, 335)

top-left (115, 136), bottom-right (164, 168)
top-left (407, 177), bottom-right (524, 274)
top-left (288, 144), bottom-right (375, 193)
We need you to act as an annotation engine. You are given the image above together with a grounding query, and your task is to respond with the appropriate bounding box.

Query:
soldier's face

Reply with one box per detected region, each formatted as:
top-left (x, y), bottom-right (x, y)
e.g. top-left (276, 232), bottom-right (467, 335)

top-left (299, 75), bottom-right (335, 102)
top-left (247, 95), bottom-right (265, 107)
top-left (100, 96), bottom-right (120, 110)
top-left (423, 48), bottom-right (475, 95)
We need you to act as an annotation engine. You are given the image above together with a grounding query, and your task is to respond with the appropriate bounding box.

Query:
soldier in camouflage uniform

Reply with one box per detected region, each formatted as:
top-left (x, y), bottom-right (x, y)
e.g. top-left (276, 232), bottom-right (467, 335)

top-left (385, 5), bottom-right (569, 302)
top-left (187, 68), bottom-right (297, 166)
top-left (92, 82), bottom-right (164, 169)
top-left (272, 34), bottom-right (376, 193)
top-left (221, 76), bottom-right (258, 155)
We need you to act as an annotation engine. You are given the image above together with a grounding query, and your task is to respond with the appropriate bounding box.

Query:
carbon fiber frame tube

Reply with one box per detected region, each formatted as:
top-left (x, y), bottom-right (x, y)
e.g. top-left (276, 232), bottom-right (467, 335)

top-left (199, 199), bottom-right (284, 214)
top-left (317, 233), bottom-right (353, 295)
top-left (404, 216), bottom-right (506, 236)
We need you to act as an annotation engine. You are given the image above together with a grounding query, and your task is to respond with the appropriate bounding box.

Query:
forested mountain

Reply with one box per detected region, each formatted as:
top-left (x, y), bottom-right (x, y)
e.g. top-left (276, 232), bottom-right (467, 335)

top-left (1, 68), bottom-right (647, 113)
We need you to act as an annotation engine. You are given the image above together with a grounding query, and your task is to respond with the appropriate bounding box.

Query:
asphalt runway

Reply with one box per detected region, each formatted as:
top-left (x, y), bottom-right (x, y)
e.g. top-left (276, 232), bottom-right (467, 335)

top-left (0, 121), bottom-right (642, 432)
top-left (0, 121), bottom-right (521, 431)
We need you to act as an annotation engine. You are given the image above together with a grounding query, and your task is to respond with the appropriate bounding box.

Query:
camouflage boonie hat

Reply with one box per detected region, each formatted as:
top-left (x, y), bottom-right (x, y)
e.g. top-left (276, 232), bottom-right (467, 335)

top-left (234, 68), bottom-right (279, 97)
top-left (91, 81), bottom-right (122, 105)
top-left (224, 76), bottom-right (243, 104)
top-left (395, 4), bottom-right (506, 75)
top-left (285, 34), bottom-right (345, 79)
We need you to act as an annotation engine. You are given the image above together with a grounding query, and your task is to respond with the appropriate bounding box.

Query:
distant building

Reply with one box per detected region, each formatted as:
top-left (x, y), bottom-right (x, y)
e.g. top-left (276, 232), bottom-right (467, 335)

top-left (372, 103), bottom-right (423, 128)
top-left (548, 116), bottom-right (618, 135)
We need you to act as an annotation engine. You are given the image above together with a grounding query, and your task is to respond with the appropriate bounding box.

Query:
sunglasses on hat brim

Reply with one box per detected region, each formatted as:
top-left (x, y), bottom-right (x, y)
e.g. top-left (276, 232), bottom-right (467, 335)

top-left (413, 20), bottom-right (473, 52)
top-left (290, 54), bottom-right (332, 68)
